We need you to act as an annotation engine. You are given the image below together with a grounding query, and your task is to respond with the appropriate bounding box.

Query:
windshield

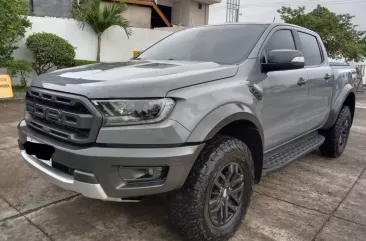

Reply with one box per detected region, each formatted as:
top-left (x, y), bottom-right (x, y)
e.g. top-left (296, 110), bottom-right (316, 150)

top-left (138, 24), bottom-right (268, 65)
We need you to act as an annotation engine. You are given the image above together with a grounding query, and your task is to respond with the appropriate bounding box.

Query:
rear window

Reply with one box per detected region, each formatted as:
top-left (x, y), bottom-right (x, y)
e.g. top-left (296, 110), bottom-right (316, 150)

top-left (138, 24), bottom-right (268, 65)
top-left (298, 32), bottom-right (323, 66)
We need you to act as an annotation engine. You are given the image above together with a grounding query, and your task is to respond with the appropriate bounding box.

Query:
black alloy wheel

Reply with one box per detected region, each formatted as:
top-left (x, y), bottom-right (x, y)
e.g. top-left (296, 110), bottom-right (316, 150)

top-left (209, 162), bottom-right (244, 226)
top-left (338, 118), bottom-right (349, 149)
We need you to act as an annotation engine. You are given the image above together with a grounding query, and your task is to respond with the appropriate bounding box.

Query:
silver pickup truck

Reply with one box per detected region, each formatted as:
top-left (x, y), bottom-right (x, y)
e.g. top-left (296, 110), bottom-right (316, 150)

top-left (18, 23), bottom-right (356, 241)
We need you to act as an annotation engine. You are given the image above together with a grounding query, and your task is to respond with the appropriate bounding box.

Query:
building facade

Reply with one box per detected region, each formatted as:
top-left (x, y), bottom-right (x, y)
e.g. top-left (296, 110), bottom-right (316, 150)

top-left (29, 0), bottom-right (73, 18)
top-left (29, 0), bottom-right (221, 28)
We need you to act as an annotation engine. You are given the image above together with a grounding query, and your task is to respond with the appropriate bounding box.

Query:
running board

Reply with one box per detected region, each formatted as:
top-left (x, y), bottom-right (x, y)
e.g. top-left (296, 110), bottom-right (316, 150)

top-left (263, 133), bottom-right (325, 175)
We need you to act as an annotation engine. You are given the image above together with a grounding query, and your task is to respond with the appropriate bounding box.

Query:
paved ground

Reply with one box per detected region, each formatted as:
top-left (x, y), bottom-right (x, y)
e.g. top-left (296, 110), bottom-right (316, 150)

top-left (1, 93), bottom-right (366, 241)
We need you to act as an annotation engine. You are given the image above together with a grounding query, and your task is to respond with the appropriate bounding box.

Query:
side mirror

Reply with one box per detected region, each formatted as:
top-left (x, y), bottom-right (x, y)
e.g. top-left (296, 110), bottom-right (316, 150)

top-left (261, 49), bottom-right (305, 72)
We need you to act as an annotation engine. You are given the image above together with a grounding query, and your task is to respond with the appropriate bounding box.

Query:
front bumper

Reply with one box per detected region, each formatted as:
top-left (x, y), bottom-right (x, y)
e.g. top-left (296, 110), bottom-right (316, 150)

top-left (18, 120), bottom-right (204, 201)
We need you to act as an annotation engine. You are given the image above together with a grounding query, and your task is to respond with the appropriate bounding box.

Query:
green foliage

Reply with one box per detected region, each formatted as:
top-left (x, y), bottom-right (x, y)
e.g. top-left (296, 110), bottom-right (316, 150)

top-left (12, 85), bottom-right (29, 92)
top-left (71, 59), bottom-right (99, 67)
top-left (26, 33), bottom-right (76, 75)
top-left (278, 5), bottom-right (366, 62)
top-left (73, 0), bottom-right (132, 61)
top-left (0, 0), bottom-right (32, 61)
top-left (0, 59), bottom-right (32, 87)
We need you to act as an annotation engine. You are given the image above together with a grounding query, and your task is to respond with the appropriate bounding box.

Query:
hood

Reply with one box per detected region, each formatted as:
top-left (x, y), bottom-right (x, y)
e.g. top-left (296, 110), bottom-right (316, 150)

top-left (31, 60), bottom-right (238, 98)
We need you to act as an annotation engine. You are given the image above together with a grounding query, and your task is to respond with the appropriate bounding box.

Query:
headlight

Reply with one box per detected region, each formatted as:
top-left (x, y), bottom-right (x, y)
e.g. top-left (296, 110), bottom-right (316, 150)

top-left (92, 98), bottom-right (175, 126)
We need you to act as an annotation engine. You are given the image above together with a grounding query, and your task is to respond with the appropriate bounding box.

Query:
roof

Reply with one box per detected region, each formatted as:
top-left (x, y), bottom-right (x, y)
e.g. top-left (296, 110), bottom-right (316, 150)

top-left (205, 22), bottom-right (318, 35)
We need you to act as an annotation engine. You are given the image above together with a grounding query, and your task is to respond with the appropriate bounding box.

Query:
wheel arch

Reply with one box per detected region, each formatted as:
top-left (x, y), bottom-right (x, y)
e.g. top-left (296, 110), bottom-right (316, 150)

top-left (186, 103), bottom-right (264, 183)
top-left (343, 92), bottom-right (355, 123)
top-left (323, 85), bottom-right (355, 130)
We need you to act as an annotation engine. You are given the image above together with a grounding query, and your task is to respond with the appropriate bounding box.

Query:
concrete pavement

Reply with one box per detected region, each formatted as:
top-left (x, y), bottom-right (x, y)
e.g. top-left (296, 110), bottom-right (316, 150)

top-left (1, 95), bottom-right (366, 241)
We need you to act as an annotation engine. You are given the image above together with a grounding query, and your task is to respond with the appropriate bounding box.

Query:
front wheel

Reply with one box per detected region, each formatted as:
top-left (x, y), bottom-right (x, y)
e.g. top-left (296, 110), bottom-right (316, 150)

top-left (319, 105), bottom-right (352, 158)
top-left (169, 136), bottom-right (254, 241)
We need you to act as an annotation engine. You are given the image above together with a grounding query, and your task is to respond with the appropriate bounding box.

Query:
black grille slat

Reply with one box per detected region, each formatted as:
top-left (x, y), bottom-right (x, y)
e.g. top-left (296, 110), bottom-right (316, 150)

top-left (31, 116), bottom-right (91, 137)
top-left (25, 88), bottom-right (102, 144)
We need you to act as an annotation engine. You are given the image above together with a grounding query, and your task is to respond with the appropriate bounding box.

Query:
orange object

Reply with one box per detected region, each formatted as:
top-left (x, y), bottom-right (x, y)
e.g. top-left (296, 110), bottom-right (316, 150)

top-left (133, 50), bottom-right (140, 57)
top-left (0, 75), bottom-right (13, 98)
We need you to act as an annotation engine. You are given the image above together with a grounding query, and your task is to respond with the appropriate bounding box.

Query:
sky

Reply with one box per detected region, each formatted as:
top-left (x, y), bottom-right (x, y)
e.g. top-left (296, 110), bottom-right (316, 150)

top-left (209, 0), bottom-right (366, 32)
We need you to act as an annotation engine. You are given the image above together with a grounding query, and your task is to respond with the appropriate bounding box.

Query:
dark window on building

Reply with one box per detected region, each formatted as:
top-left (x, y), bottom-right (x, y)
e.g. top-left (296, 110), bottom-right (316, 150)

top-left (265, 30), bottom-right (296, 53)
top-left (151, 5), bottom-right (172, 28)
top-left (298, 32), bottom-right (323, 66)
top-left (198, 3), bottom-right (202, 9)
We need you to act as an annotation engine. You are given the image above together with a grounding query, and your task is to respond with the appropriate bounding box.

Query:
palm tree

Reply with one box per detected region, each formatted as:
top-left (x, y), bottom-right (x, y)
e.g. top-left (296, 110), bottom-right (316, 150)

top-left (73, 0), bottom-right (132, 62)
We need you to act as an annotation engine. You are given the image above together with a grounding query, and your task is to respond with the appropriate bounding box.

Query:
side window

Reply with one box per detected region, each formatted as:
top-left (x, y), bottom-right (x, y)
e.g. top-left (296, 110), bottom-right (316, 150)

top-left (298, 32), bottom-right (322, 66)
top-left (265, 30), bottom-right (296, 53)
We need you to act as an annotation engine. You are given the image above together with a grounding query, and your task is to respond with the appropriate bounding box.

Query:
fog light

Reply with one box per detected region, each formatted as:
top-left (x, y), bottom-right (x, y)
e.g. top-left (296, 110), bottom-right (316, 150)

top-left (119, 166), bottom-right (168, 184)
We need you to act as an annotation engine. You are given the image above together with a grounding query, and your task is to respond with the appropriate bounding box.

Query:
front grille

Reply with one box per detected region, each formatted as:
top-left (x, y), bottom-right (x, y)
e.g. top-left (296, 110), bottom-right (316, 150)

top-left (25, 87), bottom-right (102, 144)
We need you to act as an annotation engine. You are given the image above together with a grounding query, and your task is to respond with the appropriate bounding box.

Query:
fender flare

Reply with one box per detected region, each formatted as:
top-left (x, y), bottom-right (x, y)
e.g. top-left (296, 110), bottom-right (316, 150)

top-left (186, 103), bottom-right (264, 182)
top-left (186, 103), bottom-right (264, 145)
top-left (322, 84), bottom-right (355, 130)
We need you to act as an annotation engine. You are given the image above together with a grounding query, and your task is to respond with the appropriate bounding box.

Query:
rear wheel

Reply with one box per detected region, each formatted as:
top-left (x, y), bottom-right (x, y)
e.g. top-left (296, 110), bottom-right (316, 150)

top-left (319, 105), bottom-right (352, 157)
top-left (169, 136), bottom-right (254, 241)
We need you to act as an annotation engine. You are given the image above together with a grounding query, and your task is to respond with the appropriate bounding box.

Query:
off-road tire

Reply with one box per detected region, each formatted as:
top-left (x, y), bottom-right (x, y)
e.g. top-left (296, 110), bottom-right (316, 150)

top-left (169, 136), bottom-right (254, 241)
top-left (319, 105), bottom-right (352, 158)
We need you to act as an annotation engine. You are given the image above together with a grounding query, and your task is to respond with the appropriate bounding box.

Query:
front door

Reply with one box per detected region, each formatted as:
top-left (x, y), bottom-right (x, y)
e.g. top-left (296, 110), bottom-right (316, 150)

top-left (261, 27), bottom-right (310, 151)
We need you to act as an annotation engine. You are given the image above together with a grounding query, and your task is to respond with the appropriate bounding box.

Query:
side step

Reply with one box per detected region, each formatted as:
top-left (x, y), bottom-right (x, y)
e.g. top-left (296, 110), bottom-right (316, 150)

top-left (263, 134), bottom-right (325, 175)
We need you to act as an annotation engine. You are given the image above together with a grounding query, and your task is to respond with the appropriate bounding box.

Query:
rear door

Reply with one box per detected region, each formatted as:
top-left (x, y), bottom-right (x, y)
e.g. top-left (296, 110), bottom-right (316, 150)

top-left (261, 27), bottom-right (310, 151)
top-left (296, 31), bottom-right (333, 131)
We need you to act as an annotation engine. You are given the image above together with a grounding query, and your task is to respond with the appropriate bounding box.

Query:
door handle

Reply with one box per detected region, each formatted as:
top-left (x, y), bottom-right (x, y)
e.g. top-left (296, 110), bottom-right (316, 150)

top-left (324, 74), bottom-right (332, 80)
top-left (297, 77), bottom-right (307, 86)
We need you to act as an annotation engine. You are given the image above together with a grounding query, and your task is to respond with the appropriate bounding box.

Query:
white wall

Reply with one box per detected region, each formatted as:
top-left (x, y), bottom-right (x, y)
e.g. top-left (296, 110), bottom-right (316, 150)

top-left (13, 16), bottom-right (98, 62)
top-left (11, 16), bottom-right (172, 85)
top-left (14, 16), bottom-right (172, 62)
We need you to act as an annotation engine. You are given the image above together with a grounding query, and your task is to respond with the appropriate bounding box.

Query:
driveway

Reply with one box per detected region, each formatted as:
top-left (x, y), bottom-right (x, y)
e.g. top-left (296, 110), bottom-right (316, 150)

top-left (1, 94), bottom-right (366, 241)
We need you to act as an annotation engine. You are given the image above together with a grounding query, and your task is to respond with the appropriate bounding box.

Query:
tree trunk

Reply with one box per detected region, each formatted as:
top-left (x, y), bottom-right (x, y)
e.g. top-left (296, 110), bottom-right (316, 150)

top-left (97, 36), bottom-right (101, 62)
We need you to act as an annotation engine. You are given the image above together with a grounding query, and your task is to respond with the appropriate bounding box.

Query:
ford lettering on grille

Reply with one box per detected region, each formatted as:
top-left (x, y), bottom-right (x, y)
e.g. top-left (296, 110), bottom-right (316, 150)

top-left (34, 104), bottom-right (63, 123)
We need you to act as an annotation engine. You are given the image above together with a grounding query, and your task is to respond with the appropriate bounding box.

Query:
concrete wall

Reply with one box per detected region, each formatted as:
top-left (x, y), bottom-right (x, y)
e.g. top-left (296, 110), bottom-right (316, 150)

top-left (124, 4), bottom-right (152, 28)
top-left (33, 0), bottom-right (73, 18)
top-left (155, 25), bottom-right (187, 32)
top-left (171, 0), bottom-right (189, 26)
top-left (156, 0), bottom-right (174, 7)
top-left (190, 1), bottom-right (208, 26)
top-left (101, 2), bottom-right (152, 29)
top-left (204, 3), bottom-right (209, 24)
top-left (171, 1), bottom-right (181, 25)
top-left (171, 0), bottom-right (208, 27)
top-left (11, 16), bottom-right (172, 85)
